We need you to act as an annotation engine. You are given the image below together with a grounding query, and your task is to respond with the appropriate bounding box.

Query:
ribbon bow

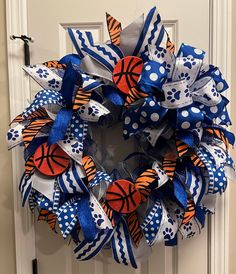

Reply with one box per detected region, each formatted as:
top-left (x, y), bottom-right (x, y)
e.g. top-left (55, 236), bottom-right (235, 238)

top-left (122, 43), bottom-right (230, 148)
top-left (22, 57), bottom-right (110, 163)
top-left (56, 156), bottom-right (114, 254)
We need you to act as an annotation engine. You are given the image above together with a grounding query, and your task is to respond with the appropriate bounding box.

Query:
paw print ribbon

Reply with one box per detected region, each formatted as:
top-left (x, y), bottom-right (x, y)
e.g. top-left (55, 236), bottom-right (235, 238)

top-left (23, 64), bottom-right (62, 91)
top-left (49, 113), bottom-right (88, 164)
top-left (23, 62), bottom-right (103, 93)
top-left (7, 123), bottom-right (25, 150)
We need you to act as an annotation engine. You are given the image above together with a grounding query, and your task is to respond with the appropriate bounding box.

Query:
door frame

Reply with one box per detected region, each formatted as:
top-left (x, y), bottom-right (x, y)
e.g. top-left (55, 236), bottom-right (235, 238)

top-left (6, 0), bottom-right (232, 274)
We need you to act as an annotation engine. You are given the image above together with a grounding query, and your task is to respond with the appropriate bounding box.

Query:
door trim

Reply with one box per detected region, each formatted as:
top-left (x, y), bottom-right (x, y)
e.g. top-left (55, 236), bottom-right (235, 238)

top-left (6, 1), bottom-right (35, 274)
top-left (209, 1), bottom-right (232, 274)
top-left (6, 1), bottom-right (232, 273)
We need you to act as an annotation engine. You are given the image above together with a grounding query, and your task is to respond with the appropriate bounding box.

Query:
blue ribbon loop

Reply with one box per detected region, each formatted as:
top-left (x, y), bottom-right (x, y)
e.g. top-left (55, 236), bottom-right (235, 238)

top-left (173, 177), bottom-right (187, 209)
top-left (48, 108), bottom-right (73, 145)
top-left (60, 62), bottom-right (81, 107)
top-left (103, 85), bottom-right (125, 106)
top-left (138, 60), bottom-right (168, 93)
top-left (59, 54), bottom-right (81, 67)
top-left (47, 61), bottom-right (85, 144)
top-left (77, 197), bottom-right (98, 242)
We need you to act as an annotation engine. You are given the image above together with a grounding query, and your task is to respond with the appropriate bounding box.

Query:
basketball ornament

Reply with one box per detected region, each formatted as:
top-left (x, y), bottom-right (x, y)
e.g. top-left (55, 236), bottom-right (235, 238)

top-left (113, 56), bottom-right (144, 94)
top-left (106, 179), bottom-right (141, 213)
top-left (34, 143), bottom-right (70, 176)
top-left (7, 6), bottom-right (236, 268)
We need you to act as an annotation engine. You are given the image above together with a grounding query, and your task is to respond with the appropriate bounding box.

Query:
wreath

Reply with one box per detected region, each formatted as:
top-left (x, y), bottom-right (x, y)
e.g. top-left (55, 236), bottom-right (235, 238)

top-left (7, 7), bottom-right (236, 268)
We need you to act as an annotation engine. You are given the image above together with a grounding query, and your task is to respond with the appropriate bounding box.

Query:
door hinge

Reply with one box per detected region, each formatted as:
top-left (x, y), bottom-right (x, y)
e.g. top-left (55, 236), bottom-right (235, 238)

top-left (32, 258), bottom-right (38, 274)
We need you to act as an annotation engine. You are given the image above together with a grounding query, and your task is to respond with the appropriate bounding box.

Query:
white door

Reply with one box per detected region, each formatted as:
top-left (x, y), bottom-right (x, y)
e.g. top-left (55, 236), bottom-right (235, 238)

top-left (6, 1), bottom-right (231, 274)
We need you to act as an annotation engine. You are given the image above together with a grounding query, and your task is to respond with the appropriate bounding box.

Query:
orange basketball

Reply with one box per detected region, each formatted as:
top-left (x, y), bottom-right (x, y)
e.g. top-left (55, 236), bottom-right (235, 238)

top-left (105, 179), bottom-right (141, 214)
top-left (34, 142), bottom-right (70, 176)
top-left (112, 56), bottom-right (144, 94)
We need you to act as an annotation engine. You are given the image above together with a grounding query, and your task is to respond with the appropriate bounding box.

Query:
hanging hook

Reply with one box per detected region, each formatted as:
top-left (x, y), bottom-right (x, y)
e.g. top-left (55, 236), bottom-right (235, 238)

top-left (10, 35), bottom-right (34, 65)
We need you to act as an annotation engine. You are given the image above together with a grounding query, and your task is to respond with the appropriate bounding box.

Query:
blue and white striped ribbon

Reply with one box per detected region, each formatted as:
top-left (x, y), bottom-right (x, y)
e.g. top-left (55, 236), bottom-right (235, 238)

top-left (112, 217), bottom-right (138, 268)
top-left (68, 29), bottom-right (122, 72)
top-left (185, 169), bottom-right (206, 205)
top-left (133, 7), bottom-right (165, 57)
top-left (58, 161), bottom-right (88, 194)
top-left (74, 228), bottom-right (114, 260)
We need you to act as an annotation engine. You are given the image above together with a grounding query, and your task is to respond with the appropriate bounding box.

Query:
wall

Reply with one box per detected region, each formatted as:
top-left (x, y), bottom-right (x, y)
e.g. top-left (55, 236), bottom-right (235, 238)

top-left (0, 0), bottom-right (16, 273)
top-left (229, 1), bottom-right (236, 273)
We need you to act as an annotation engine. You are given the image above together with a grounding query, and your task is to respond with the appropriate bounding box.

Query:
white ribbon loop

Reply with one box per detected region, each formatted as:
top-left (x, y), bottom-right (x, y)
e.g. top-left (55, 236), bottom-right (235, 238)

top-left (172, 57), bottom-right (202, 87)
top-left (23, 65), bottom-right (62, 91)
top-left (7, 123), bottom-right (25, 149)
top-left (32, 171), bottom-right (55, 201)
top-left (112, 217), bottom-right (138, 268)
top-left (147, 45), bottom-right (176, 78)
top-left (89, 193), bottom-right (113, 230)
top-left (161, 80), bottom-right (193, 109)
top-left (152, 161), bottom-right (169, 187)
top-left (191, 77), bottom-right (222, 106)
top-left (78, 100), bottom-right (110, 122)
top-left (119, 14), bottom-right (144, 57)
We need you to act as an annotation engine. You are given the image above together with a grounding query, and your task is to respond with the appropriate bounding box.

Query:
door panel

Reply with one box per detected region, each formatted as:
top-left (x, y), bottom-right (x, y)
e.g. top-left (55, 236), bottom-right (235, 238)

top-left (27, 1), bottom-right (210, 273)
